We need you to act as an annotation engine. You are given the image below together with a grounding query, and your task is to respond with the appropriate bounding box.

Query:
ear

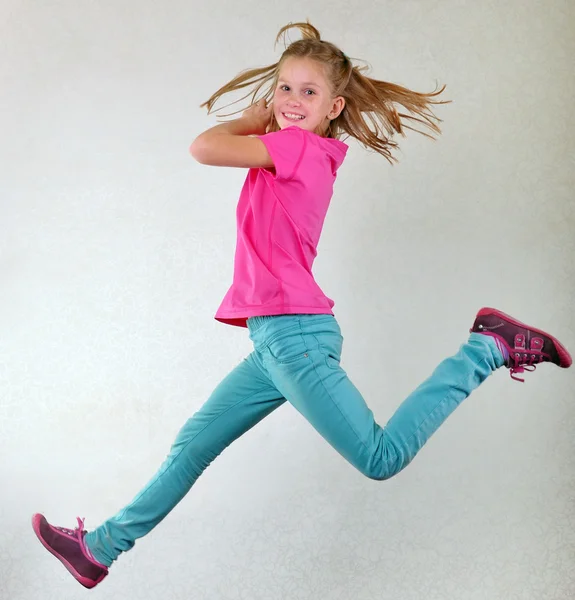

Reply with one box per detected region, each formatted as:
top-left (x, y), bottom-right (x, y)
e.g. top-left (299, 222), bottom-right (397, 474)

top-left (328, 96), bottom-right (345, 120)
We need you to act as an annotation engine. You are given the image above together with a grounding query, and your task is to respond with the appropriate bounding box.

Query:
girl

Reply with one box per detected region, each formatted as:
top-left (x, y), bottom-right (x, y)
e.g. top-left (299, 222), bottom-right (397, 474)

top-left (32, 21), bottom-right (571, 589)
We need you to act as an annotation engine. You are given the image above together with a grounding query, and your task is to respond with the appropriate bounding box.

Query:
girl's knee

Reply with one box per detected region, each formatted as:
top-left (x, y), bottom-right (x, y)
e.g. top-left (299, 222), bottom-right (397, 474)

top-left (360, 455), bottom-right (403, 481)
top-left (364, 468), bottom-right (394, 481)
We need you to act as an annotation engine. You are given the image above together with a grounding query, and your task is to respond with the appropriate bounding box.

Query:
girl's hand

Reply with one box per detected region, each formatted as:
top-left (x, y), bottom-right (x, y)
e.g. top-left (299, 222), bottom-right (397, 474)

top-left (242, 99), bottom-right (273, 135)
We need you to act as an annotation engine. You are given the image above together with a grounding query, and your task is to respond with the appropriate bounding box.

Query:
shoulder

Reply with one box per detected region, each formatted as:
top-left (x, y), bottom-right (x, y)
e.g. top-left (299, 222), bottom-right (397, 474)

top-left (259, 127), bottom-right (348, 179)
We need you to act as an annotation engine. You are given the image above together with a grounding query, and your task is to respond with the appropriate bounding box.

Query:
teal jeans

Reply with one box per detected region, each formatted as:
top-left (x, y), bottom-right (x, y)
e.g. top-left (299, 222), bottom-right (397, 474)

top-left (85, 314), bottom-right (504, 567)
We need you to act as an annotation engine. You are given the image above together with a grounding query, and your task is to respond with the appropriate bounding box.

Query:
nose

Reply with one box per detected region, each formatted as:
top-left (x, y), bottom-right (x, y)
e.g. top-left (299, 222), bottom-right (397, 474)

top-left (287, 91), bottom-right (302, 105)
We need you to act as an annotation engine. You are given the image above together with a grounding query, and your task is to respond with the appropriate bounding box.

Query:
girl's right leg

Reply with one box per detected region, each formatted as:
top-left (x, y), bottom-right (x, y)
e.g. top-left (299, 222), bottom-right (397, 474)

top-left (258, 309), bottom-right (571, 482)
top-left (32, 350), bottom-right (285, 588)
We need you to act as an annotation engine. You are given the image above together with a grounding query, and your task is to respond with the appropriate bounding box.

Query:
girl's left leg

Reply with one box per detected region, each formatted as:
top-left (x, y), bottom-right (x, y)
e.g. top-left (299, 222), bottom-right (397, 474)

top-left (31, 350), bottom-right (286, 588)
top-left (260, 311), bottom-right (569, 480)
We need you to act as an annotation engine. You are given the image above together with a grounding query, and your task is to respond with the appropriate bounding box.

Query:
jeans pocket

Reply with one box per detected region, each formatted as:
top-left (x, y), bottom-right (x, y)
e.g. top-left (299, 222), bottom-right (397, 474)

top-left (314, 331), bottom-right (344, 370)
top-left (266, 330), bottom-right (310, 365)
top-left (325, 354), bottom-right (341, 369)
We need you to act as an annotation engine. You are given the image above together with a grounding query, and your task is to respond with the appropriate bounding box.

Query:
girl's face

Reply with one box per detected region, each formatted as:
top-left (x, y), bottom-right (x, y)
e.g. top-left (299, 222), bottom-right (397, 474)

top-left (272, 57), bottom-right (345, 136)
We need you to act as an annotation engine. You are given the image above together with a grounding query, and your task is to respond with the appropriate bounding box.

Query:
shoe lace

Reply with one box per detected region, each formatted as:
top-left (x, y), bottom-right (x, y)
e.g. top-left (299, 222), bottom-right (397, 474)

top-left (509, 351), bottom-right (546, 382)
top-left (54, 517), bottom-right (86, 540)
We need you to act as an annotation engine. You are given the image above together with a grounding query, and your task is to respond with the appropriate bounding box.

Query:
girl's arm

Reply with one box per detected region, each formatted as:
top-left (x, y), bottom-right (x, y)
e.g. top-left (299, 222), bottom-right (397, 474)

top-left (190, 100), bottom-right (274, 169)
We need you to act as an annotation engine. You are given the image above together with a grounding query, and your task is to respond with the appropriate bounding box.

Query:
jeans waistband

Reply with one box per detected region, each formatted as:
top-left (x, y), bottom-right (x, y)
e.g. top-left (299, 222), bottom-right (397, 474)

top-left (247, 313), bottom-right (338, 348)
top-left (247, 314), bottom-right (299, 335)
top-left (247, 313), bottom-right (337, 333)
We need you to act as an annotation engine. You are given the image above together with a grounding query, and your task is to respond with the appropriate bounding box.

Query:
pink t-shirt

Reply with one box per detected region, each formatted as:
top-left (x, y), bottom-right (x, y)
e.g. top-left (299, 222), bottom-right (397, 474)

top-left (214, 125), bottom-right (348, 328)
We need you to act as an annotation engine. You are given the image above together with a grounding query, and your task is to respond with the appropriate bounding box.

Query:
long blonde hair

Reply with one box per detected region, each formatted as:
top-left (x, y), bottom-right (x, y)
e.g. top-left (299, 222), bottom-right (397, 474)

top-left (200, 20), bottom-right (449, 164)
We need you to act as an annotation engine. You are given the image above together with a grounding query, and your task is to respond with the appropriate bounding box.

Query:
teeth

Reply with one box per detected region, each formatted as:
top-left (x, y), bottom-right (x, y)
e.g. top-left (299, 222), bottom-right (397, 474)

top-left (284, 113), bottom-right (305, 120)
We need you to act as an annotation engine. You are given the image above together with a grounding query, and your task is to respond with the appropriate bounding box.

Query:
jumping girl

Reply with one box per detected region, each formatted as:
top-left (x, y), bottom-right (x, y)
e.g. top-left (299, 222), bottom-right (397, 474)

top-left (32, 21), bottom-right (572, 589)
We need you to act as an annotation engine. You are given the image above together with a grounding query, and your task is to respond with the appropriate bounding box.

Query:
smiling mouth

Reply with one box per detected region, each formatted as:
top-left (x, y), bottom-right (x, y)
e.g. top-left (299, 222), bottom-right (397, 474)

top-left (282, 112), bottom-right (306, 121)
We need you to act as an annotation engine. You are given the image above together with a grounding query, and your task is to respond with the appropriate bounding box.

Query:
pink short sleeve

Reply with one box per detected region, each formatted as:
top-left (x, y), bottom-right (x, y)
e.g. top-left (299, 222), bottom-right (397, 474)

top-left (257, 126), bottom-right (307, 181)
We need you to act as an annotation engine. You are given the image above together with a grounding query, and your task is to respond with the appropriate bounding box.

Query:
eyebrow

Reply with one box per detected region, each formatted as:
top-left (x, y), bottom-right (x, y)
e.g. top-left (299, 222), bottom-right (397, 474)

top-left (278, 79), bottom-right (321, 88)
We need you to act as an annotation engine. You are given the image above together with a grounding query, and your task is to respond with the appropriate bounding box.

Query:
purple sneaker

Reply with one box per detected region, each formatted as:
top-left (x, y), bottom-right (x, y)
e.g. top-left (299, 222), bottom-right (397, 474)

top-left (471, 307), bottom-right (572, 382)
top-left (32, 514), bottom-right (108, 589)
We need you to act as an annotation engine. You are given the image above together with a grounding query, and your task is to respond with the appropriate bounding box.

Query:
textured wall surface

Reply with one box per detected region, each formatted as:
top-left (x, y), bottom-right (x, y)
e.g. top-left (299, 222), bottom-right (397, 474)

top-left (1, 1), bottom-right (574, 599)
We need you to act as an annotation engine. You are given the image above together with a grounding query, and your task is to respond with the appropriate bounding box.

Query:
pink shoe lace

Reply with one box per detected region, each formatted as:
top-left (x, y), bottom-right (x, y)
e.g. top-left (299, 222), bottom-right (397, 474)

top-left (53, 517), bottom-right (97, 561)
top-left (53, 517), bottom-right (86, 539)
top-left (507, 335), bottom-right (547, 382)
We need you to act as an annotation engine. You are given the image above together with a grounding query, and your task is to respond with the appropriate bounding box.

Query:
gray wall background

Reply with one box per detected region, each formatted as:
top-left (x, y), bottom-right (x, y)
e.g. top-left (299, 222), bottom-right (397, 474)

top-left (1, 1), bottom-right (574, 599)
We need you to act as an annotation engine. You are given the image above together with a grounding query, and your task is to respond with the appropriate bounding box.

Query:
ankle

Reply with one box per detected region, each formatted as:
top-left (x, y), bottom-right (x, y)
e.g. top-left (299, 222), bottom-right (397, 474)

top-left (82, 535), bottom-right (107, 568)
top-left (493, 337), bottom-right (509, 361)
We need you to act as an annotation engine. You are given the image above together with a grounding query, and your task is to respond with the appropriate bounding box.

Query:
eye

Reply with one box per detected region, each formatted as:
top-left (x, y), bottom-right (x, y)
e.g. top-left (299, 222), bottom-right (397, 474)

top-left (278, 85), bottom-right (316, 95)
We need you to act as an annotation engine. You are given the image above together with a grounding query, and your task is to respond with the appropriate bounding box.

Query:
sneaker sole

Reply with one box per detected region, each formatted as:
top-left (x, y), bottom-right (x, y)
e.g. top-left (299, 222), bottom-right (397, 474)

top-left (31, 514), bottom-right (107, 589)
top-left (476, 307), bottom-right (572, 368)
